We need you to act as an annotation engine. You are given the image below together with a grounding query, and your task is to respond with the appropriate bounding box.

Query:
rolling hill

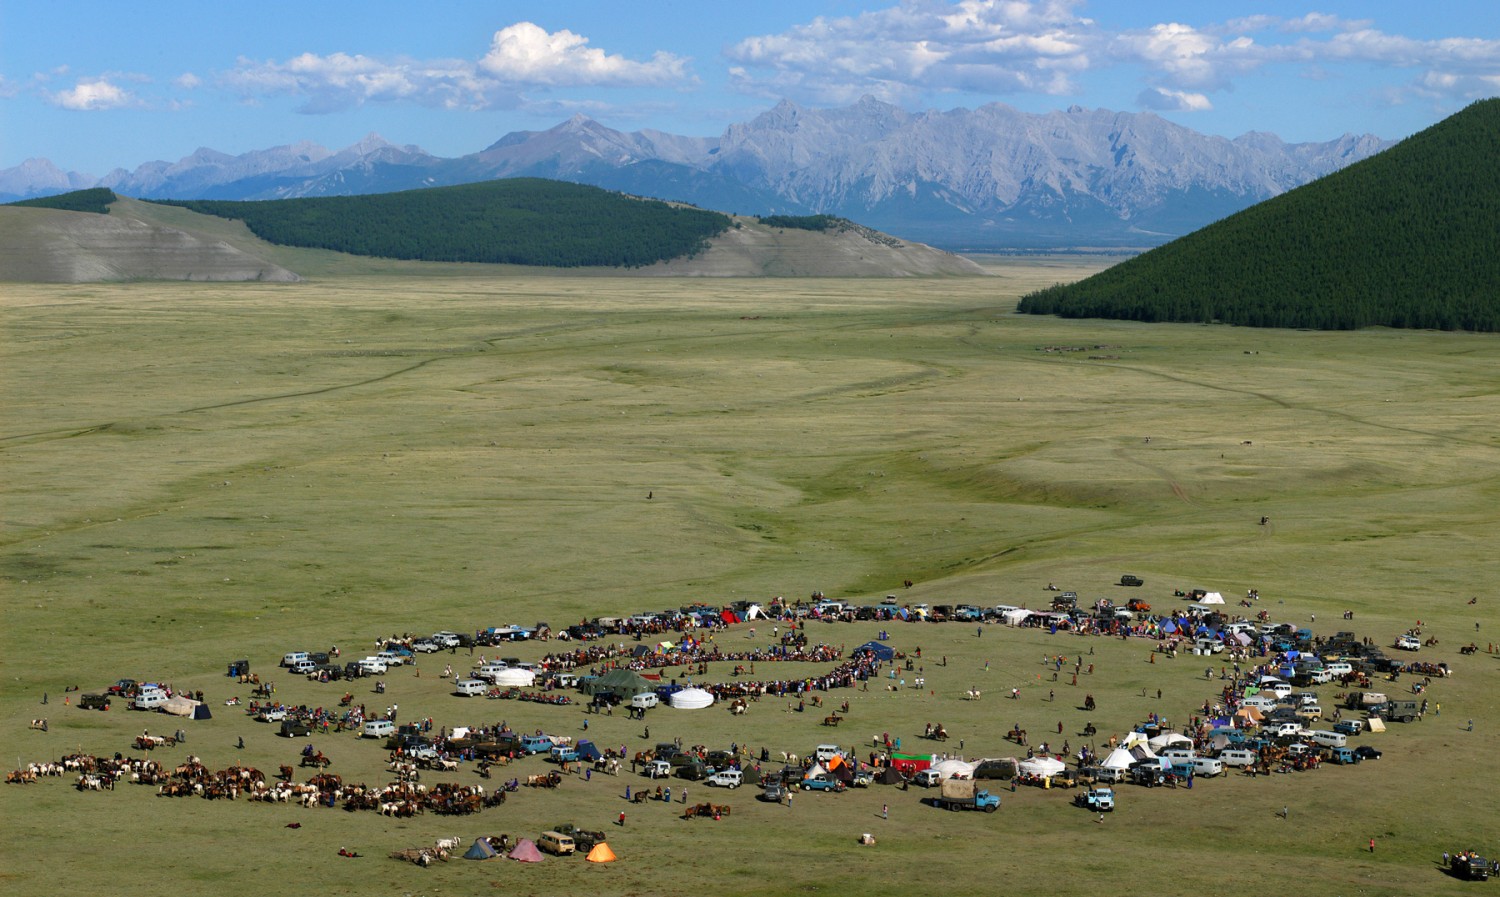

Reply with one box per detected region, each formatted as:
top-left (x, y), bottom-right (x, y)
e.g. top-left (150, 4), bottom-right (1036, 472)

top-left (1, 181), bottom-right (982, 281)
top-left (1017, 99), bottom-right (1500, 331)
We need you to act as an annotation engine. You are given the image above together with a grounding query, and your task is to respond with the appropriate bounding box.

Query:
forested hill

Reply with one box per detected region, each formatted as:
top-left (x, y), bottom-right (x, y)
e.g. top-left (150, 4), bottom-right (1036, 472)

top-left (148, 179), bottom-right (731, 268)
top-left (1018, 99), bottom-right (1500, 331)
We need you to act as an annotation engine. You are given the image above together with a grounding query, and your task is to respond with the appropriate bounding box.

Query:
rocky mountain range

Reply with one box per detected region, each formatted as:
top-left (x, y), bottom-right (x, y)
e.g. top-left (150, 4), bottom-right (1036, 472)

top-left (2, 98), bottom-right (1393, 249)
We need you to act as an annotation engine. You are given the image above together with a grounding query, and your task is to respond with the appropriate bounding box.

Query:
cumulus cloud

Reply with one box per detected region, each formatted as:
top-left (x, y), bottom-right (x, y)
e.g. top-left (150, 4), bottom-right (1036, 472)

top-left (222, 22), bottom-right (690, 113)
top-left (728, 2), bottom-right (1500, 111)
top-left (47, 77), bottom-right (136, 111)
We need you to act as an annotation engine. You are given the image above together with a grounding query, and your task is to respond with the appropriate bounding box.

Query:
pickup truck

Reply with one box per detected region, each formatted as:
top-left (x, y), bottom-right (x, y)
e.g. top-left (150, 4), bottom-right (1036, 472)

top-left (800, 773), bottom-right (847, 793)
top-left (933, 779), bottom-right (999, 812)
top-left (1075, 787), bottom-right (1116, 811)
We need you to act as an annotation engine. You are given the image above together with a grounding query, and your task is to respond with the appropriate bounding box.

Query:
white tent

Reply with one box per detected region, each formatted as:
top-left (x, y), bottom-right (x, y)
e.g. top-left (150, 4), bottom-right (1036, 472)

top-left (803, 762), bottom-right (829, 779)
top-left (1127, 743), bottom-right (1158, 761)
top-left (668, 687), bottom-right (714, 710)
top-left (1200, 592), bottom-right (1225, 604)
top-left (930, 759), bottom-right (977, 779)
top-left (1100, 747), bottom-right (1136, 770)
top-left (491, 668), bottom-right (536, 687)
top-left (1002, 609), bottom-right (1032, 625)
top-left (1121, 731), bottom-right (1150, 749)
top-left (744, 604), bottom-right (766, 620)
top-left (1017, 757), bottom-right (1066, 778)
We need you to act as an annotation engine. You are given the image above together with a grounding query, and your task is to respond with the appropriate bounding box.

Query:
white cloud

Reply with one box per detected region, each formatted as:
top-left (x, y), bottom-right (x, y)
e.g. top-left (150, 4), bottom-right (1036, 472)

top-left (728, 2), bottom-right (1500, 112)
top-left (727, 0), bottom-right (1093, 103)
top-left (174, 72), bottom-right (202, 90)
top-left (47, 77), bottom-right (136, 111)
top-left (221, 22), bottom-right (690, 114)
top-left (1137, 86), bottom-right (1212, 112)
top-left (479, 22), bottom-right (689, 86)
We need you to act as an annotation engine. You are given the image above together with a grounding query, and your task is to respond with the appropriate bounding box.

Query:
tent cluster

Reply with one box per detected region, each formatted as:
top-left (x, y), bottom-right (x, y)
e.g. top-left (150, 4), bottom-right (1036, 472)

top-left (464, 837), bottom-right (616, 863)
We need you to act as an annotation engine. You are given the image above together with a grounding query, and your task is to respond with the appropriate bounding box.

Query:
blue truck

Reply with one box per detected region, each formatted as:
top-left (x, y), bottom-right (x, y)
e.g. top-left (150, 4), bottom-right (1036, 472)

top-left (934, 779), bottom-right (1001, 812)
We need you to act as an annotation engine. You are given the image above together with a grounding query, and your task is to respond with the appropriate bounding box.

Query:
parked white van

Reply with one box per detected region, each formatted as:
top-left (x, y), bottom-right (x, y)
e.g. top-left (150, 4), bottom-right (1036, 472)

top-left (474, 662), bottom-right (509, 680)
top-left (1159, 748), bottom-right (1196, 763)
top-left (1325, 662), bottom-right (1353, 676)
top-left (357, 657), bottom-right (388, 674)
top-left (374, 651), bottom-right (406, 667)
top-left (281, 652), bottom-right (309, 668)
top-left (1242, 695), bottom-right (1277, 711)
top-left (1190, 757), bottom-right (1225, 777)
top-left (453, 679), bottom-right (488, 697)
top-left (1218, 749), bottom-right (1260, 768)
top-left (132, 688), bottom-right (169, 710)
top-left (1309, 730), bottom-right (1347, 749)
top-left (361, 719), bottom-right (395, 739)
top-left (630, 693), bottom-right (659, 710)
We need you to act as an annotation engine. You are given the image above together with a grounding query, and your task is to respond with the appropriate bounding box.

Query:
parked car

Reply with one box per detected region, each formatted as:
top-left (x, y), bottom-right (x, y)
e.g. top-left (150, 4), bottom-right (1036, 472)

top-left (1395, 634), bottom-right (1421, 651)
top-left (411, 639), bottom-right (440, 653)
top-left (79, 693), bottom-right (111, 710)
top-left (912, 769), bottom-right (943, 788)
top-left (1076, 787), bottom-right (1116, 811)
top-left (1353, 746), bottom-right (1382, 761)
top-left (800, 773), bottom-right (847, 792)
top-left (707, 769), bottom-right (743, 789)
top-left (537, 831), bottom-right (575, 856)
top-left (1119, 575), bottom-right (1144, 587)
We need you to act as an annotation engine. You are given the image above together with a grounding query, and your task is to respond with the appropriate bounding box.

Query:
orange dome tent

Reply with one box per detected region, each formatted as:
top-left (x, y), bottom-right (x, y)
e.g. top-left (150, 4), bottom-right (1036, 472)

top-left (586, 842), bottom-right (617, 863)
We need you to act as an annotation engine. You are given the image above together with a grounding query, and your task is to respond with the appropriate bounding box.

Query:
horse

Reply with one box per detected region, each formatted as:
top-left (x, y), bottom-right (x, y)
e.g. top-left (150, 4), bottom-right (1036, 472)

top-left (965, 689), bottom-right (982, 701)
top-left (822, 715), bottom-right (841, 727)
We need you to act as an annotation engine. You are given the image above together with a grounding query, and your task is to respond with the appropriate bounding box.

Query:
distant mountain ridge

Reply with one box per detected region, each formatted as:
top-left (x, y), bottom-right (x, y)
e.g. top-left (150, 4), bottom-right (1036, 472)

top-left (2, 98), bottom-right (1393, 249)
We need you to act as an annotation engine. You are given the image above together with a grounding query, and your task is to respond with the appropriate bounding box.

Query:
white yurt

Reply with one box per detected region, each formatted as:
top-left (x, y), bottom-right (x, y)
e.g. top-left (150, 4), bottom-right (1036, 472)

top-left (491, 668), bottom-right (536, 687)
top-left (930, 759), bottom-right (977, 780)
top-left (668, 687), bottom-right (714, 709)
top-left (1100, 747), bottom-right (1136, 770)
top-left (1017, 756), bottom-right (1067, 778)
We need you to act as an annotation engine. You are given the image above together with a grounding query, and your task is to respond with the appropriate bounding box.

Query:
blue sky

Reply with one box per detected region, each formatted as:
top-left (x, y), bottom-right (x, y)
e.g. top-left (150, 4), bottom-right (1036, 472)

top-left (2, 0), bottom-right (1496, 174)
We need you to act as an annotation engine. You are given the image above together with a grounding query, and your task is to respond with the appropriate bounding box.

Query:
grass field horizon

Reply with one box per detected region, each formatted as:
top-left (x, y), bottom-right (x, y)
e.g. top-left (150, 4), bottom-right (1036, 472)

top-left (2, 263), bottom-right (1497, 896)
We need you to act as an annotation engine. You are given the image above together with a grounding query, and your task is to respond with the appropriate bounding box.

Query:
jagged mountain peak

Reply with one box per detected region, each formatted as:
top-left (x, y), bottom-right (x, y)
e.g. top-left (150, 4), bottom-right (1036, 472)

top-left (4, 98), bottom-right (1395, 248)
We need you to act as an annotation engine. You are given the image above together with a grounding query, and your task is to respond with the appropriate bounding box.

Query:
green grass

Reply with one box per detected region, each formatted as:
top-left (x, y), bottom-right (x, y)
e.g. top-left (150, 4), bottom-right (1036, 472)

top-left (2, 264), bottom-right (1498, 897)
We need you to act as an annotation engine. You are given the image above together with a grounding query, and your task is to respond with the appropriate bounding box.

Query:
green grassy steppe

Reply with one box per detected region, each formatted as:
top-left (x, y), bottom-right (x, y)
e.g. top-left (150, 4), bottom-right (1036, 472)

top-left (2, 264), bottom-right (1497, 897)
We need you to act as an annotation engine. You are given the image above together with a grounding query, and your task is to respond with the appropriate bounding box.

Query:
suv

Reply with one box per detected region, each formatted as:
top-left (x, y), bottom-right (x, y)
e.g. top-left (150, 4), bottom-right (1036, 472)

top-left (80, 693), bottom-right (112, 710)
top-left (708, 769), bottom-right (743, 789)
top-left (1119, 575), bottom-right (1144, 587)
top-left (1394, 634), bottom-right (1421, 651)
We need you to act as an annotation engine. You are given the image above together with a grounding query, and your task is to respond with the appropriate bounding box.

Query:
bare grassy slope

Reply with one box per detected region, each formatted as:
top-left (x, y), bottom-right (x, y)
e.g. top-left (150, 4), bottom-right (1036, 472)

top-left (641, 216), bottom-right (987, 277)
top-left (0, 205), bottom-right (299, 283)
